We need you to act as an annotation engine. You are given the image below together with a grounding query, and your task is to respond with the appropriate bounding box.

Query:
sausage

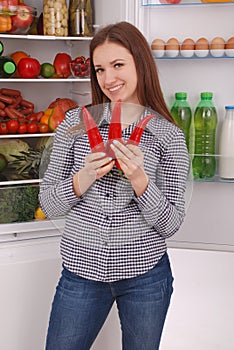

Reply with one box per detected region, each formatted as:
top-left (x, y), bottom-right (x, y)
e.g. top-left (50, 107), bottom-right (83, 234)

top-left (0, 94), bottom-right (14, 105)
top-left (1, 88), bottom-right (21, 96)
top-left (8, 107), bottom-right (24, 118)
top-left (4, 107), bottom-right (18, 119)
top-left (0, 109), bottom-right (6, 117)
top-left (11, 95), bottom-right (22, 108)
top-left (20, 107), bottom-right (34, 115)
top-left (0, 101), bottom-right (5, 109)
top-left (20, 99), bottom-right (34, 109)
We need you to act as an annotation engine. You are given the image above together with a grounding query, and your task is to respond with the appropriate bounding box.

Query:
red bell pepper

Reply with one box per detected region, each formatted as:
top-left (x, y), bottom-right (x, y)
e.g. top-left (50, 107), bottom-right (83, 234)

top-left (53, 53), bottom-right (72, 78)
top-left (18, 57), bottom-right (41, 78)
top-left (82, 106), bottom-right (106, 153)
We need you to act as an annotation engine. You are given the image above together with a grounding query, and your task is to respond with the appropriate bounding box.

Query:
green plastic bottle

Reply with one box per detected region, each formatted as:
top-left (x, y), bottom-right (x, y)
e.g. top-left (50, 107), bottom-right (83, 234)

top-left (192, 92), bottom-right (218, 179)
top-left (170, 92), bottom-right (192, 151)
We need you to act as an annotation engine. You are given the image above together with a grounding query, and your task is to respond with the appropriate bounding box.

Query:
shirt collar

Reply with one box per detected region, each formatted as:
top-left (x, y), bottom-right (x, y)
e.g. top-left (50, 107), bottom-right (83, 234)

top-left (98, 102), bottom-right (159, 135)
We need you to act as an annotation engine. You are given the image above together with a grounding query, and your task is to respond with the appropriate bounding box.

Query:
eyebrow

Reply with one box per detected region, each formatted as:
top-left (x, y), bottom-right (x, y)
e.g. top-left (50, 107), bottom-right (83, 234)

top-left (94, 58), bottom-right (125, 67)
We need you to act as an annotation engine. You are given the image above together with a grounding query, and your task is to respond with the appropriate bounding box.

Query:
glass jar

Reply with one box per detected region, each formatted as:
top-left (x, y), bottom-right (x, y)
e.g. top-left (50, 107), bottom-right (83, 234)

top-left (43, 0), bottom-right (68, 36)
top-left (69, 0), bottom-right (93, 37)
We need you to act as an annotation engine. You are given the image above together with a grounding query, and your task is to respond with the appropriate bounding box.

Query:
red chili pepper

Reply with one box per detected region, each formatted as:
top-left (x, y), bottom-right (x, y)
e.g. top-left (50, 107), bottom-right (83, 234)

top-left (127, 114), bottom-right (155, 145)
top-left (106, 99), bottom-right (122, 169)
top-left (82, 106), bottom-right (106, 153)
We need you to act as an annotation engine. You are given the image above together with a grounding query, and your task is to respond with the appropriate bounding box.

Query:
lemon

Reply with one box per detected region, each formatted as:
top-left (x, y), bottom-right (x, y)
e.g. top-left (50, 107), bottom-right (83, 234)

top-left (34, 206), bottom-right (47, 220)
top-left (40, 63), bottom-right (55, 79)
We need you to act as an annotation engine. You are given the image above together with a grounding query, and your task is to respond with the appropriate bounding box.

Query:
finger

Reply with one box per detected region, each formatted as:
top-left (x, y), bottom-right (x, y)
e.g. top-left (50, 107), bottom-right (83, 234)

top-left (126, 143), bottom-right (143, 157)
top-left (111, 140), bottom-right (133, 159)
top-left (96, 160), bottom-right (115, 179)
top-left (94, 156), bottom-right (113, 170)
top-left (110, 144), bottom-right (129, 164)
top-left (86, 152), bottom-right (106, 162)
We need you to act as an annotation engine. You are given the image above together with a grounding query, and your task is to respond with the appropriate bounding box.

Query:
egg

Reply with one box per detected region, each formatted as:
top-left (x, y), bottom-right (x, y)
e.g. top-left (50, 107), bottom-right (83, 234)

top-left (195, 37), bottom-right (209, 50)
top-left (151, 38), bottom-right (165, 58)
top-left (226, 37), bottom-right (234, 49)
top-left (151, 38), bottom-right (165, 50)
top-left (180, 38), bottom-right (195, 58)
top-left (195, 37), bottom-right (209, 57)
top-left (225, 37), bottom-right (234, 57)
top-left (165, 38), bottom-right (179, 57)
top-left (210, 36), bottom-right (225, 57)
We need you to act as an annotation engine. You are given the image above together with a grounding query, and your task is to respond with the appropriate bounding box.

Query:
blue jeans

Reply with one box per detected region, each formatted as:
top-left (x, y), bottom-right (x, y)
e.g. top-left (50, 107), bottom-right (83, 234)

top-left (46, 252), bottom-right (173, 350)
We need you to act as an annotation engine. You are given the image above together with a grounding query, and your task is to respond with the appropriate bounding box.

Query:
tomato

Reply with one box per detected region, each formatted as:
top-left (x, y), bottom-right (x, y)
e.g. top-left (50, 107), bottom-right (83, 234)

top-left (38, 123), bottom-right (50, 133)
top-left (27, 114), bottom-right (38, 122)
top-left (6, 119), bottom-right (19, 134)
top-left (18, 57), bottom-right (41, 79)
top-left (0, 122), bottom-right (8, 134)
top-left (18, 123), bottom-right (27, 134)
top-left (27, 122), bottom-right (38, 134)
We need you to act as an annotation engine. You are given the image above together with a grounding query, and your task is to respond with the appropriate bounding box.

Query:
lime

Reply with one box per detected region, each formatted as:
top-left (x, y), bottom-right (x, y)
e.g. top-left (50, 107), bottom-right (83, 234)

top-left (0, 154), bottom-right (7, 173)
top-left (40, 63), bottom-right (55, 78)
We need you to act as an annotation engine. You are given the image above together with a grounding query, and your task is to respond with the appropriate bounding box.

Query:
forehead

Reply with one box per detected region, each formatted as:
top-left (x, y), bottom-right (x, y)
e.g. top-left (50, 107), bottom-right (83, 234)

top-left (93, 42), bottom-right (132, 64)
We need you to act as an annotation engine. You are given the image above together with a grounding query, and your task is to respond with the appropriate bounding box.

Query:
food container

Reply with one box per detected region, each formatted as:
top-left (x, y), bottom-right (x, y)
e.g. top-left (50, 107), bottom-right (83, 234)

top-left (0, 5), bottom-right (37, 34)
top-left (70, 62), bottom-right (90, 78)
top-left (43, 0), bottom-right (68, 36)
top-left (0, 184), bottom-right (39, 223)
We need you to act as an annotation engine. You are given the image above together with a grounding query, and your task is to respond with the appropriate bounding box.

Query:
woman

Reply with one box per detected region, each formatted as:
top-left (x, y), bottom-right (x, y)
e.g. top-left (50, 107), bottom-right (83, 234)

top-left (40, 21), bottom-right (189, 350)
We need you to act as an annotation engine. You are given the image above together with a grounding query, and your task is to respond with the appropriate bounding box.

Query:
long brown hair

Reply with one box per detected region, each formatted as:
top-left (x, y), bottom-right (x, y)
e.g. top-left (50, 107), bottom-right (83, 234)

top-left (89, 21), bottom-right (173, 123)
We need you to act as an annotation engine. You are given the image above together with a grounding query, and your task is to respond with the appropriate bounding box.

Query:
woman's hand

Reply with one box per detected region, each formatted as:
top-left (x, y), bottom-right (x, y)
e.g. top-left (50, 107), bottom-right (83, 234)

top-left (110, 140), bottom-right (149, 196)
top-left (73, 152), bottom-right (114, 197)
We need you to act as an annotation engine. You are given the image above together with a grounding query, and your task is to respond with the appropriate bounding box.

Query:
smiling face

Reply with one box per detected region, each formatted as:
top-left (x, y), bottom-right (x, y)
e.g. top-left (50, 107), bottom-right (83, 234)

top-left (93, 41), bottom-right (139, 105)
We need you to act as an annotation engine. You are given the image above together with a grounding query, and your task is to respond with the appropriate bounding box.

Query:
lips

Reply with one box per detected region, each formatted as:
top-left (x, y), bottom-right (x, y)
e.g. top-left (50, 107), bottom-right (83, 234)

top-left (109, 84), bottom-right (124, 93)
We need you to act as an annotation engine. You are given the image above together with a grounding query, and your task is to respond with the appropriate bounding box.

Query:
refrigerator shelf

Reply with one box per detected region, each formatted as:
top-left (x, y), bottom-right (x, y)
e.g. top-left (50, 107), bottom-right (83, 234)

top-left (142, 0), bottom-right (234, 6)
top-left (0, 78), bottom-right (91, 83)
top-left (0, 217), bottom-right (64, 240)
top-left (0, 34), bottom-right (93, 41)
top-left (0, 179), bottom-right (42, 186)
top-left (152, 53), bottom-right (234, 59)
top-left (0, 133), bottom-right (54, 138)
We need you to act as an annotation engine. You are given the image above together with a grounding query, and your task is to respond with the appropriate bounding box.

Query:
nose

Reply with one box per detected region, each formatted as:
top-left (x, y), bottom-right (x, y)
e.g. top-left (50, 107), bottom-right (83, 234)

top-left (103, 68), bottom-right (116, 86)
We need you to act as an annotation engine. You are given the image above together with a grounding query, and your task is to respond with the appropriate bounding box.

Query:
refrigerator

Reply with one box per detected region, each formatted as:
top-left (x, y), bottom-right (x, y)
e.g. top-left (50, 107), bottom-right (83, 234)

top-left (0, 1), bottom-right (234, 349)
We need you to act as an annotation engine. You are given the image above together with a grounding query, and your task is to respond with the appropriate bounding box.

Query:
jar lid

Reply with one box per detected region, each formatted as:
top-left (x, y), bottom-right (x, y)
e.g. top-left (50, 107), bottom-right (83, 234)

top-left (225, 106), bottom-right (234, 110)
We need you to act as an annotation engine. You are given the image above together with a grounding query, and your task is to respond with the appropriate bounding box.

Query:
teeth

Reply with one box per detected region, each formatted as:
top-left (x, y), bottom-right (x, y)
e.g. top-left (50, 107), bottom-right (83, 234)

top-left (109, 85), bottom-right (123, 92)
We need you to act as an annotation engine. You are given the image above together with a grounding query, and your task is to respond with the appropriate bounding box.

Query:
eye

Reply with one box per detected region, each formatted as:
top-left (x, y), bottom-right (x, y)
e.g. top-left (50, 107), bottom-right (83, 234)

top-left (95, 67), bottom-right (104, 74)
top-left (114, 62), bottom-right (124, 68)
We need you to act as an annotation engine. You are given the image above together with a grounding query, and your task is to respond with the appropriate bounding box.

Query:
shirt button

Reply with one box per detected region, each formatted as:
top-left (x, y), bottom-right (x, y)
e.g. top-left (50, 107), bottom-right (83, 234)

top-left (106, 216), bottom-right (109, 220)
top-left (105, 193), bottom-right (110, 198)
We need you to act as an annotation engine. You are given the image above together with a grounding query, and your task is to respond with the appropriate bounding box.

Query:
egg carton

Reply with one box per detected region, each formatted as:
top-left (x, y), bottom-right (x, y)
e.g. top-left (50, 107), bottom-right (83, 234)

top-left (151, 36), bottom-right (234, 58)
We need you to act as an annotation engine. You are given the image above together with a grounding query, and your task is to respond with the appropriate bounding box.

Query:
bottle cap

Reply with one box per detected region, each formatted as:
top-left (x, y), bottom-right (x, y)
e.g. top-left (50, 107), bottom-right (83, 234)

top-left (175, 92), bottom-right (187, 99)
top-left (0, 41), bottom-right (3, 55)
top-left (201, 92), bottom-right (213, 99)
top-left (225, 106), bottom-right (234, 110)
top-left (3, 61), bottom-right (16, 75)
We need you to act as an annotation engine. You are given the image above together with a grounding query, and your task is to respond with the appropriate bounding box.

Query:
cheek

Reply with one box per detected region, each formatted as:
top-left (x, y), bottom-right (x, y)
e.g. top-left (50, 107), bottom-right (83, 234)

top-left (96, 75), bottom-right (104, 88)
